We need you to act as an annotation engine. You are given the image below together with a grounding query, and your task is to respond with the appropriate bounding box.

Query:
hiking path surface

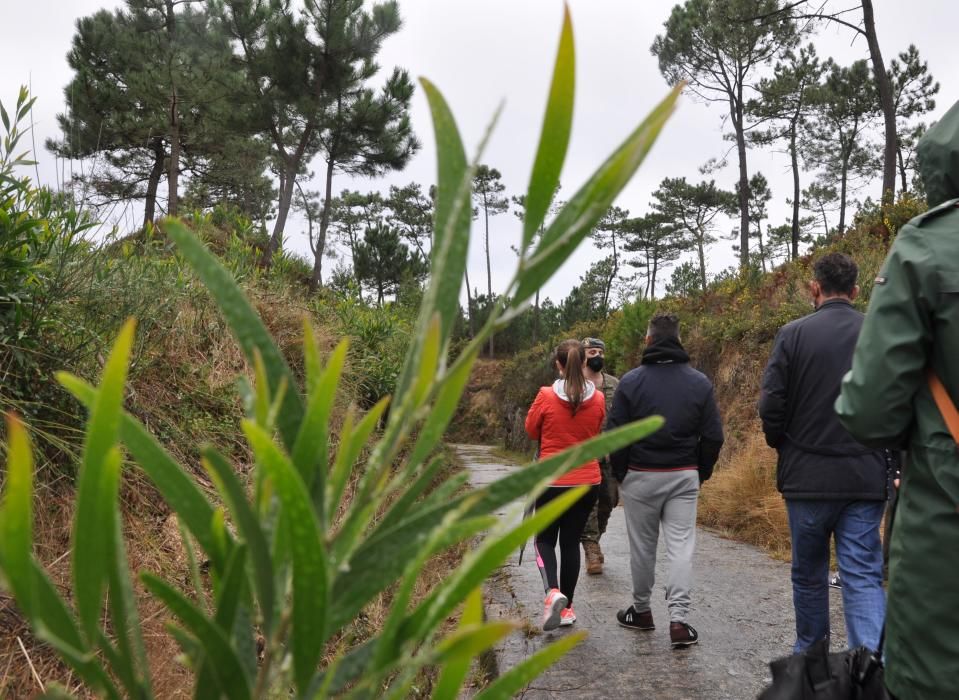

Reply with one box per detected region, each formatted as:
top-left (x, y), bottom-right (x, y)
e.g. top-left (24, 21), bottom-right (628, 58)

top-left (455, 443), bottom-right (849, 700)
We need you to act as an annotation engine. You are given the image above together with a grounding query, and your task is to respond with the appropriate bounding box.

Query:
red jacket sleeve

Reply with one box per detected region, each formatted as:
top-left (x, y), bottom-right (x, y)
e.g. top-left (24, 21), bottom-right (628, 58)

top-left (525, 388), bottom-right (547, 441)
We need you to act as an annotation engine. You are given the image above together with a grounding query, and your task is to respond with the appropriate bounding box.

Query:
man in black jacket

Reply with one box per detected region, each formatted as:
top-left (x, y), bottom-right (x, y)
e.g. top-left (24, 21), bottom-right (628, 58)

top-left (608, 312), bottom-right (724, 648)
top-left (759, 252), bottom-right (886, 653)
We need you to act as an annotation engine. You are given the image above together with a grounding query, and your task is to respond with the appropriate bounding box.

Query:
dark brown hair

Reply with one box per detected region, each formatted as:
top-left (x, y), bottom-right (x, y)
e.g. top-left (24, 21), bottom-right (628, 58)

top-left (813, 252), bottom-right (858, 296)
top-left (647, 311), bottom-right (680, 343)
top-left (555, 339), bottom-right (587, 414)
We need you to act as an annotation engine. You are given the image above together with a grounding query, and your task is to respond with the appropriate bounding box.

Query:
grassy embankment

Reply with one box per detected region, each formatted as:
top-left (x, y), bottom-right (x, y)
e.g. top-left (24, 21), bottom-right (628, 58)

top-left (0, 213), bottom-right (463, 697)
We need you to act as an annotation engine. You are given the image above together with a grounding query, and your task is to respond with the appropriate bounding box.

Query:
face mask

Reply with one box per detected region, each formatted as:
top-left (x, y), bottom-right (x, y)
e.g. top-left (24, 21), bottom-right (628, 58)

top-left (586, 356), bottom-right (604, 373)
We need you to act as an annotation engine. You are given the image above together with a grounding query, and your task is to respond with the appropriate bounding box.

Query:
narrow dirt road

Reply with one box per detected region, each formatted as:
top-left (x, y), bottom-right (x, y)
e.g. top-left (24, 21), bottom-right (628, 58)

top-left (456, 444), bottom-right (849, 700)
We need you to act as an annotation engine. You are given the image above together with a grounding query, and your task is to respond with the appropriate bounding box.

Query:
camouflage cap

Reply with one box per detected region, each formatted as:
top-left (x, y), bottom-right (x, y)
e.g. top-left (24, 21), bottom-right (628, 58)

top-left (582, 337), bottom-right (606, 351)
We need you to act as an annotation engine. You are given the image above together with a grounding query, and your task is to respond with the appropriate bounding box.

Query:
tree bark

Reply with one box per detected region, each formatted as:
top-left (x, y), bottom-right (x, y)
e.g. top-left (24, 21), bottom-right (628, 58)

top-left (309, 157), bottom-right (336, 293)
top-left (482, 193), bottom-right (494, 357)
top-left (789, 123), bottom-right (801, 260)
top-left (839, 153), bottom-right (849, 234)
top-left (263, 160), bottom-right (298, 267)
top-left (143, 137), bottom-right (166, 231)
top-left (167, 87), bottom-right (180, 217)
top-left (731, 92), bottom-right (750, 269)
top-left (897, 140), bottom-right (908, 193)
top-left (697, 236), bottom-right (707, 292)
top-left (465, 267), bottom-right (475, 337)
top-left (861, 0), bottom-right (897, 207)
top-left (533, 289), bottom-right (540, 346)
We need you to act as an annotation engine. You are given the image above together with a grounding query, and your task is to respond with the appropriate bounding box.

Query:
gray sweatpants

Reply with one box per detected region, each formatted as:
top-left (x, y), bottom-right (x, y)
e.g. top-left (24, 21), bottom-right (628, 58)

top-left (620, 469), bottom-right (699, 623)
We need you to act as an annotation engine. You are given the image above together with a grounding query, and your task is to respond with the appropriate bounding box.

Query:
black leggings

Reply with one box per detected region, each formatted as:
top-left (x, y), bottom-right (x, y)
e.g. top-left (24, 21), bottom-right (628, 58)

top-left (534, 486), bottom-right (598, 605)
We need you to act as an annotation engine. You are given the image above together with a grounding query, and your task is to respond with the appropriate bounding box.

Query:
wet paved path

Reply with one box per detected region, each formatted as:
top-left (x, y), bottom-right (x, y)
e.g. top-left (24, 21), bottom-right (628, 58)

top-left (454, 444), bottom-right (848, 700)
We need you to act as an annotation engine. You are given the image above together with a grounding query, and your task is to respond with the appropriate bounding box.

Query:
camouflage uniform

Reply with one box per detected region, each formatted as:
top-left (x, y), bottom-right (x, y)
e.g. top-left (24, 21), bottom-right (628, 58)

top-left (581, 371), bottom-right (620, 546)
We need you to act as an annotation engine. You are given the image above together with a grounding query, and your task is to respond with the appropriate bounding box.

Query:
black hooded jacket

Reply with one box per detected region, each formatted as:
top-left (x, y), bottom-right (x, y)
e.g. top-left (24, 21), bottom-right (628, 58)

top-left (607, 338), bottom-right (724, 482)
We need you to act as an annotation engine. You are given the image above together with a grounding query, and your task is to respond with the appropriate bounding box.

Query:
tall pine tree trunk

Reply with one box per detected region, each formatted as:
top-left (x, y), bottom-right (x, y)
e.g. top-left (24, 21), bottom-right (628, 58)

top-left (264, 159), bottom-right (298, 267)
top-left (897, 142), bottom-right (908, 193)
top-left (143, 137), bottom-right (165, 231)
top-left (861, 0), bottom-right (897, 207)
top-left (731, 95), bottom-right (750, 269)
top-left (839, 153), bottom-right (850, 233)
top-left (651, 255), bottom-right (659, 300)
top-left (697, 236), bottom-right (707, 292)
top-left (310, 158), bottom-right (336, 293)
top-left (167, 87), bottom-right (180, 217)
top-left (790, 123), bottom-right (801, 260)
top-left (483, 197), bottom-right (494, 357)
top-left (465, 267), bottom-right (475, 336)
top-left (533, 289), bottom-right (540, 345)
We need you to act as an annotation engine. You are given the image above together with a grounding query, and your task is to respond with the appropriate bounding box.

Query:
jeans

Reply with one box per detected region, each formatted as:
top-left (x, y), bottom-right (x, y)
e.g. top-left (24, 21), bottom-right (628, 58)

top-left (786, 499), bottom-right (886, 653)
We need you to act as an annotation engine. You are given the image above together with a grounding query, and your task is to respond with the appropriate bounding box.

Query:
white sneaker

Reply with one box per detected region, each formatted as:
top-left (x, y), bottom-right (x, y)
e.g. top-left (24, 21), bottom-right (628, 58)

top-left (542, 588), bottom-right (568, 631)
top-left (559, 606), bottom-right (576, 626)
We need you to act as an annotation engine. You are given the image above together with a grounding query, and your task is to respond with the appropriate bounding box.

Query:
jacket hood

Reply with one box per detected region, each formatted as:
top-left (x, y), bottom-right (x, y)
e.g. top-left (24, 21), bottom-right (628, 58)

top-left (641, 337), bottom-right (690, 365)
top-left (918, 98), bottom-right (959, 207)
top-left (551, 378), bottom-right (596, 404)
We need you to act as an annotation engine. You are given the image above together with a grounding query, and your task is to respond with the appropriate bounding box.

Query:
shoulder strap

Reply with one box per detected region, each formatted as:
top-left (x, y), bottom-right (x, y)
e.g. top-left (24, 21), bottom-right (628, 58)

top-left (928, 370), bottom-right (959, 445)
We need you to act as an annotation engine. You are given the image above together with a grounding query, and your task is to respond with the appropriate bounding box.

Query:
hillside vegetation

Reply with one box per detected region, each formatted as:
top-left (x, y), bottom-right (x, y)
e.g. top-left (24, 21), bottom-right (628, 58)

top-left (479, 194), bottom-right (926, 557)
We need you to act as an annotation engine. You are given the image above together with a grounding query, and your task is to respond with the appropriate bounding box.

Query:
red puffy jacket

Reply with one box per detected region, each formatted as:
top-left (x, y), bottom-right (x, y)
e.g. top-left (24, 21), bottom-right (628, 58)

top-left (525, 383), bottom-right (605, 486)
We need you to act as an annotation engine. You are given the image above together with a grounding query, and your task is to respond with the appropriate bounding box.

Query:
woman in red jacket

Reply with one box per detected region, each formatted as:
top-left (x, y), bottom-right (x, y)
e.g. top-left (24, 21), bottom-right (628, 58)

top-left (525, 339), bottom-right (605, 630)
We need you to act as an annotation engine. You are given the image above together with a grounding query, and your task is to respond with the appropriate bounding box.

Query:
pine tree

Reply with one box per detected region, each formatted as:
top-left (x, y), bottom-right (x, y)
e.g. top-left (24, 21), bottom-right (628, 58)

top-left (805, 60), bottom-right (879, 233)
top-left (353, 223), bottom-right (428, 306)
top-left (50, 1), bottom-right (246, 229)
top-left (652, 177), bottom-right (737, 292)
top-left (747, 44), bottom-right (823, 260)
top-left (471, 165), bottom-right (508, 356)
top-left (652, 0), bottom-right (797, 269)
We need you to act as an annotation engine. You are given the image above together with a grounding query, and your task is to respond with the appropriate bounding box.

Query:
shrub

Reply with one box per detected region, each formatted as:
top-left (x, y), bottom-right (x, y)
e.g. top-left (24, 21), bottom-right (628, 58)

top-left (0, 11), bottom-right (675, 698)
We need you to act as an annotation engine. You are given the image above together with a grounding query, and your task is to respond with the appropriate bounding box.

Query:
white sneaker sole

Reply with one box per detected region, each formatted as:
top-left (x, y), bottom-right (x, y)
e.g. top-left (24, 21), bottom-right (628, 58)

top-left (542, 594), bottom-right (568, 631)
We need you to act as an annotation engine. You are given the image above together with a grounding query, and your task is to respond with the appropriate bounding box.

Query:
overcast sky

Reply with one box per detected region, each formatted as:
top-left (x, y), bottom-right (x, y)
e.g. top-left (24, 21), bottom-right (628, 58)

top-left (2, 0), bottom-right (957, 305)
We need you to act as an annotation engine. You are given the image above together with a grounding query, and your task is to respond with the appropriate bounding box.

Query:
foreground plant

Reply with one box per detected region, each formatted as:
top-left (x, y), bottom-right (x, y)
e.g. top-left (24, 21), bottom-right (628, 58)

top-left (0, 7), bottom-right (676, 698)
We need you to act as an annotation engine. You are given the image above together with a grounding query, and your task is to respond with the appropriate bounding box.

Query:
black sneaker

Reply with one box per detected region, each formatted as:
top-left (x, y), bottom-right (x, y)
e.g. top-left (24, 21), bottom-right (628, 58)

top-left (617, 605), bottom-right (655, 630)
top-left (670, 621), bottom-right (699, 648)
top-left (829, 573), bottom-right (842, 590)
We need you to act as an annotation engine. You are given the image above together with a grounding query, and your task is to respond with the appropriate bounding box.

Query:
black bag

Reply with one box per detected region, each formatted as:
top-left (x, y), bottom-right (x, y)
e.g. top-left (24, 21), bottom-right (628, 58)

top-left (758, 638), bottom-right (889, 700)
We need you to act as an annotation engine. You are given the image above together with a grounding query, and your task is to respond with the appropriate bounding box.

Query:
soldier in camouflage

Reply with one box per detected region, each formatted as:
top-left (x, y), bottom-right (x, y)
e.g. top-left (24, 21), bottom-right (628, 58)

top-left (579, 337), bottom-right (620, 574)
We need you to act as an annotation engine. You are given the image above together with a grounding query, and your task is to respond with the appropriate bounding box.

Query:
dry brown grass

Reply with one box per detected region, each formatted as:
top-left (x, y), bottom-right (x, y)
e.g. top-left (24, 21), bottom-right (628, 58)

top-left (699, 430), bottom-right (791, 560)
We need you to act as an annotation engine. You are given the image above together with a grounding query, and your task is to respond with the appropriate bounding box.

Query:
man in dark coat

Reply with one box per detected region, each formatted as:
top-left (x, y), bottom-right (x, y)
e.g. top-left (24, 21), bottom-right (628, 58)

top-left (608, 312), bottom-right (724, 648)
top-left (836, 98), bottom-right (959, 700)
top-left (759, 252), bottom-right (887, 654)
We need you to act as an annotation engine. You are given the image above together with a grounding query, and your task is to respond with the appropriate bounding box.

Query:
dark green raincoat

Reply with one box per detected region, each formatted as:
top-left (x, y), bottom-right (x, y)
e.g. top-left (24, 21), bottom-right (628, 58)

top-left (836, 99), bottom-right (959, 699)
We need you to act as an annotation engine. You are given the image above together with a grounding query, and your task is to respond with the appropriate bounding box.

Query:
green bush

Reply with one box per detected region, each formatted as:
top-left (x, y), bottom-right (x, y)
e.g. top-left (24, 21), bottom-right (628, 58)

top-left (0, 12), bottom-right (674, 698)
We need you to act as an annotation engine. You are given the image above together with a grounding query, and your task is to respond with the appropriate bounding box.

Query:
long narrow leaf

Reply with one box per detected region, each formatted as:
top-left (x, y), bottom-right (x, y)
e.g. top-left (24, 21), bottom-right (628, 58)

top-left (291, 338), bottom-right (348, 507)
top-left (163, 219), bottom-right (304, 451)
top-left (101, 449), bottom-right (151, 698)
top-left (402, 345), bottom-right (478, 473)
top-left (432, 588), bottom-right (486, 700)
top-left (406, 486), bottom-right (588, 642)
top-left (329, 417), bottom-right (662, 633)
top-left (392, 78), bottom-right (472, 403)
top-left (243, 421), bottom-right (328, 694)
top-left (72, 319), bottom-right (135, 642)
top-left (0, 414), bottom-right (34, 613)
top-left (202, 448), bottom-right (275, 635)
top-left (374, 455), bottom-right (448, 534)
top-left (515, 84), bottom-right (681, 302)
top-left (58, 374), bottom-right (225, 570)
top-left (473, 632), bottom-right (586, 700)
top-left (522, 5), bottom-right (575, 248)
top-left (142, 574), bottom-right (251, 700)
top-left (326, 396), bottom-right (389, 535)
